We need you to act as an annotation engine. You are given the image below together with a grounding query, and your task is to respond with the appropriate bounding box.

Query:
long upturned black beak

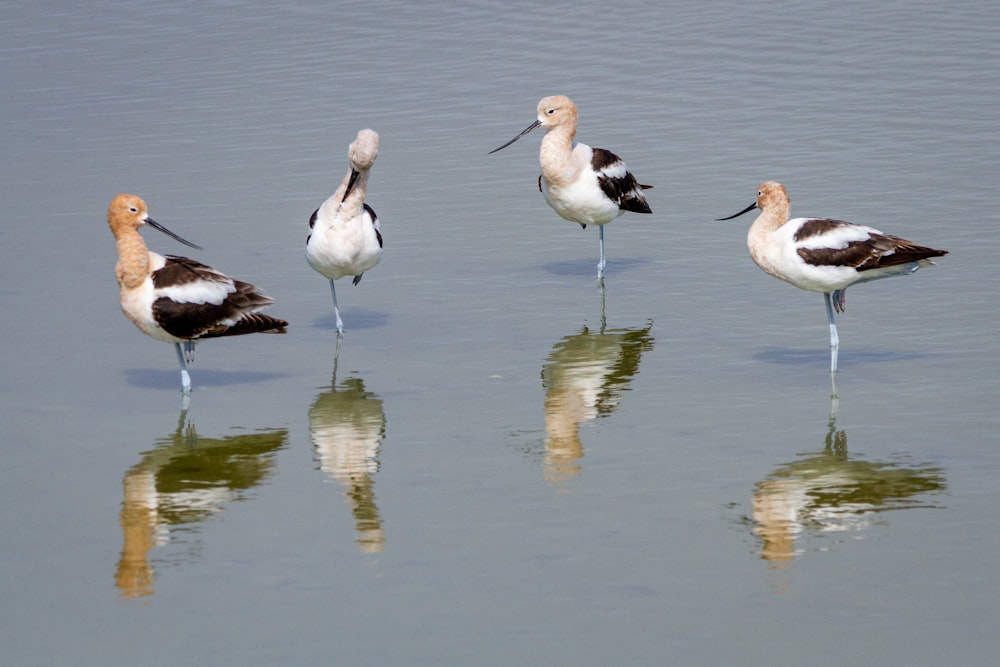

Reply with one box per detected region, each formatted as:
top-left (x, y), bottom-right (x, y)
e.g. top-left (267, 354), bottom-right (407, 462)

top-left (145, 217), bottom-right (203, 250)
top-left (343, 168), bottom-right (361, 201)
top-left (715, 201), bottom-right (758, 221)
top-left (488, 119), bottom-right (542, 154)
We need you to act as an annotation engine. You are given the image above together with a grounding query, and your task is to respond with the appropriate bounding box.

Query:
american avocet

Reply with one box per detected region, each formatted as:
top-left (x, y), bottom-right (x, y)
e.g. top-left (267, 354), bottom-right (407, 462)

top-left (489, 95), bottom-right (652, 280)
top-left (108, 194), bottom-right (288, 393)
top-left (717, 181), bottom-right (948, 372)
top-left (306, 129), bottom-right (382, 334)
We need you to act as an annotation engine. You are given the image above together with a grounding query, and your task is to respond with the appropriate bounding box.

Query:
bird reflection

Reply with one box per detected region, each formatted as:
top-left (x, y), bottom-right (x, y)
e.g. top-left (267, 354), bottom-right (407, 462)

top-left (116, 408), bottom-right (287, 599)
top-left (751, 385), bottom-right (946, 574)
top-left (540, 319), bottom-right (654, 484)
top-left (308, 343), bottom-right (387, 553)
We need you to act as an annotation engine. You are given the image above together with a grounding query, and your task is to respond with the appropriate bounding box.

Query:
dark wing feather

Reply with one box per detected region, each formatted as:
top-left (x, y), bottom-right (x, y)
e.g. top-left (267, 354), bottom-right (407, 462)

top-left (151, 255), bottom-right (225, 290)
top-left (591, 148), bottom-right (652, 214)
top-left (795, 219), bottom-right (948, 271)
top-left (152, 256), bottom-right (287, 340)
top-left (793, 218), bottom-right (845, 242)
top-left (306, 208), bottom-right (319, 245)
top-left (199, 312), bottom-right (288, 338)
top-left (363, 203), bottom-right (382, 249)
top-left (857, 234), bottom-right (948, 270)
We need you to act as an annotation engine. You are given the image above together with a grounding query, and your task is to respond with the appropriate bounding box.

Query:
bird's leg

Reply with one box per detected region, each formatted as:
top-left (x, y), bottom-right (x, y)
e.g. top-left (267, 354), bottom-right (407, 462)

top-left (832, 289), bottom-right (847, 314)
top-left (824, 292), bottom-right (840, 373)
top-left (184, 340), bottom-right (196, 364)
top-left (597, 226), bottom-right (606, 279)
top-left (331, 331), bottom-right (344, 381)
top-left (598, 278), bottom-right (607, 333)
top-left (174, 343), bottom-right (192, 394)
top-left (329, 279), bottom-right (344, 334)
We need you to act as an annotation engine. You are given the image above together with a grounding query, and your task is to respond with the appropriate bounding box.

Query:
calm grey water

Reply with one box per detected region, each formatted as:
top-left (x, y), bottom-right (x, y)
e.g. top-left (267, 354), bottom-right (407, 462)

top-left (2, 1), bottom-right (998, 664)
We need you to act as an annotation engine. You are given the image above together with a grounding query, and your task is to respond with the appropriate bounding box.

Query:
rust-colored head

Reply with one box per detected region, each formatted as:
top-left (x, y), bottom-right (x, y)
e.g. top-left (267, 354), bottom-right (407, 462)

top-left (755, 181), bottom-right (790, 212)
top-left (536, 95), bottom-right (578, 131)
top-left (107, 194), bottom-right (201, 249)
top-left (489, 95), bottom-right (580, 154)
top-left (717, 181), bottom-right (791, 221)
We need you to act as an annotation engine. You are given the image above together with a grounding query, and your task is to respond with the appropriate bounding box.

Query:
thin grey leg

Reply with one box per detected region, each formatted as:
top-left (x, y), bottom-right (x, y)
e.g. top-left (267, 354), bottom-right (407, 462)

top-left (598, 279), bottom-right (607, 333)
top-left (329, 279), bottom-right (344, 333)
top-left (597, 225), bottom-right (606, 279)
top-left (824, 292), bottom-right (840, 373)
top-left (174, 343), bottom-right (192, 393)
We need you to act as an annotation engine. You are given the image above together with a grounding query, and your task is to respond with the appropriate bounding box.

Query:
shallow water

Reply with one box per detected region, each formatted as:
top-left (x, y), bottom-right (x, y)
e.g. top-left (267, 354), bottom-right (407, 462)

top-left (2, 1), bottom-right (999, 664)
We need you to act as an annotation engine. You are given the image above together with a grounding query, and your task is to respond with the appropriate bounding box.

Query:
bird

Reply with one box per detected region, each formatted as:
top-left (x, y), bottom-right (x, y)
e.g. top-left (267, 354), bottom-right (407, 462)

top-left (716, 181), bottom-right (948, 372)
top-left (107, 194), bottom-right (288, 393)
top-left (306, 129), bottom-right (383, 334)
top-left (489, 95), bottom-right (652, 280)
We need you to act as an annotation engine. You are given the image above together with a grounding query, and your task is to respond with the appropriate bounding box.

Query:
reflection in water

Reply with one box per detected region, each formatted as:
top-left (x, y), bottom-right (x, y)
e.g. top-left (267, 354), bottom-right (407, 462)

top-left (751, 387), bottom-right (946, 579)
top-left (540, 318), bottom-right (654, 484)
top-left (116, 410), bottom-right (287, 599)
top-left (308, 343), bottom-right (387, 553)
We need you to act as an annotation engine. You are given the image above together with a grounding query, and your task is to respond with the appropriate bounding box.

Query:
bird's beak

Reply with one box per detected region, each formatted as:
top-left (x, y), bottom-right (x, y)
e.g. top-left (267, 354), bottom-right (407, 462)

top-left (488, 119), bottom-right (542, 154)
top-left (715, 201), bottom-right (758, 221)
top-left (343, 169), bottom-right (361, 201)
top-left (145, 217), bottom-right (203, 250)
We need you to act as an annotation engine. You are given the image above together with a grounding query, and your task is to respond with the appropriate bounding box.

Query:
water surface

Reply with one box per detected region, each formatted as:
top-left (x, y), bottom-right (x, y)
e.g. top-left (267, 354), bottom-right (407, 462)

top-left (2, 1), bottom-right (998, 664)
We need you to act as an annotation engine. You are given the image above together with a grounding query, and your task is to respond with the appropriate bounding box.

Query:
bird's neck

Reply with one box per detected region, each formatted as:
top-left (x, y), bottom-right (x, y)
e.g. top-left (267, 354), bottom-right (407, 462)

top-left (746, 205), bottom-right (791, 272)
top-left (115, 232), bottom-right (151, 289)
top-left (751, 203), bottom-right (790, 236)
top-left (342, 170), bottom-right (370, 214)
top-left (539, 126), bottom-right (580, 189)
top-left (319, 167), bottom-right (369, 224)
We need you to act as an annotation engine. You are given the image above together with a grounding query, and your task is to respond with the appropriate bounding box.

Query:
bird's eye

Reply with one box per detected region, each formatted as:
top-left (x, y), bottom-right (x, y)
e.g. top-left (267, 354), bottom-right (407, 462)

top-left (546, 108), bottom-right (555, 115)
top-left (129, 206), bottom-right (138, 212)
top-left (757, 191), bottom-right (762, 197)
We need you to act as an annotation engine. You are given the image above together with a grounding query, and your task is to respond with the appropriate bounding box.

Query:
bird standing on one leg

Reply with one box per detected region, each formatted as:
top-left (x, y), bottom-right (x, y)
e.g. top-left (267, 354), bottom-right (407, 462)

top-left (489, 95), bottom-right (652, 281)
top-left (306, 129), bottom-right (383, 334)
top-left (717, 181), bottom-right (948, 372)
top-left (107, 194), bottom-right (288, 393)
